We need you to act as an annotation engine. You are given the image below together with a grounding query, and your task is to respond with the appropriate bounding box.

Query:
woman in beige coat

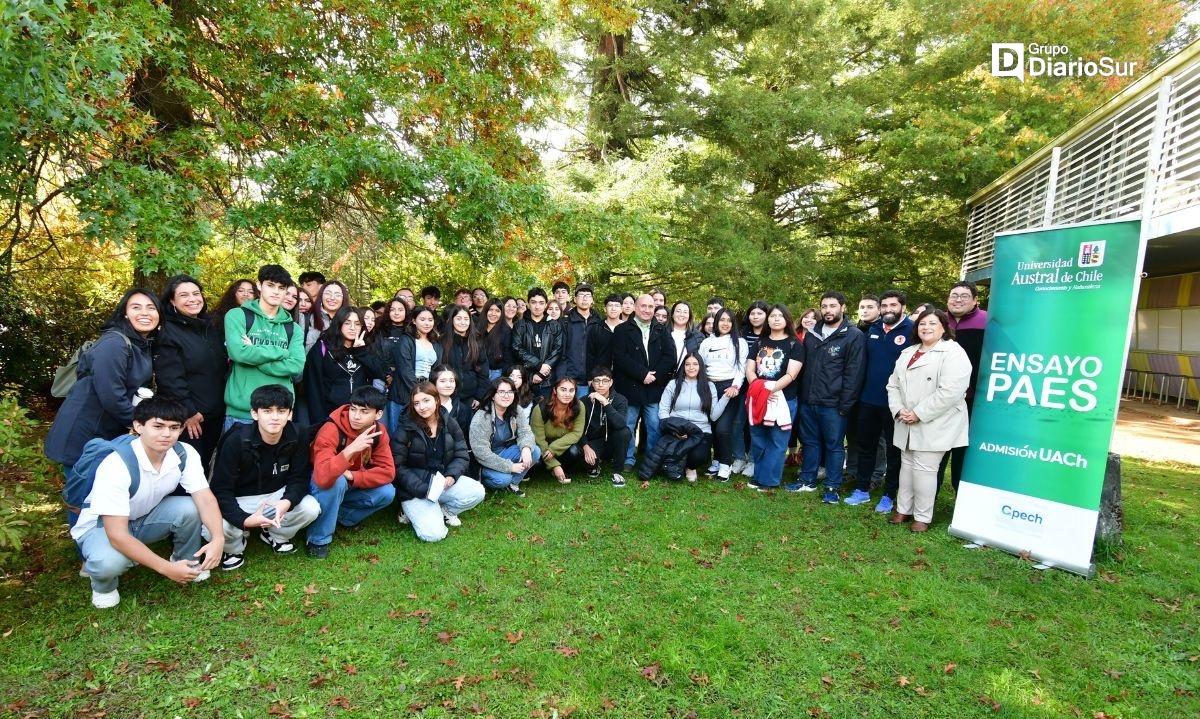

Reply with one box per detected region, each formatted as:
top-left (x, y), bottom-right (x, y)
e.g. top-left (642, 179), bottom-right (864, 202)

top-left (886, 308), bottom-right (972, 531)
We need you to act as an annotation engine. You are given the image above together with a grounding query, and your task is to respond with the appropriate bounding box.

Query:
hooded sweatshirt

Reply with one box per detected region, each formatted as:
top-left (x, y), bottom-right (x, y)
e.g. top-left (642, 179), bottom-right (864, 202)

top-left (224, 300), bottom-right (305, 419)
top-left (310, 405), bottom-right (395, 490)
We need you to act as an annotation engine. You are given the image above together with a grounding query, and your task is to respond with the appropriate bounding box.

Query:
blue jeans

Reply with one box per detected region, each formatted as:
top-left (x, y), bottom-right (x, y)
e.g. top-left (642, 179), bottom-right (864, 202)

top-left (748, 398), bottom-right (797, 487)
top-left (385, 400), bottom-right (406, 435)
top-left (222, 416), bottom-right (253, 433)
top-left (479, 444), bottom-right (542, 489)
top-left (625, 402), bottom-right (661, 468)
top-left (799, 404), bottom-right (848, 489)
top-left (77, 496), bottom-right (203, 593)
top-left (575, 382), bottom-right (590, 400)
top-left (488, 369), bottom-right (503, 381)
top-left (306, 475), bottom-right (396, 546)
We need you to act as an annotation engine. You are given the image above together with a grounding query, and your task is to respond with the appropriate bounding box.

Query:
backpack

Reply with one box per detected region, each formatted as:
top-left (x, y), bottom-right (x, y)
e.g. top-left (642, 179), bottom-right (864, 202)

top-left (63, 434), bottom-right (188, 528)
top-left (242, 306), bottom-right (295, 343)
top-left (51, 331), bottom-right (132, 398)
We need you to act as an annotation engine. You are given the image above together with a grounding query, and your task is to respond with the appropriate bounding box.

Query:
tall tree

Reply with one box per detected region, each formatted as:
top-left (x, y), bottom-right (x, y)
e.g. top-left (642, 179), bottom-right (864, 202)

top-left (1, 0), bottom-right (558, 287)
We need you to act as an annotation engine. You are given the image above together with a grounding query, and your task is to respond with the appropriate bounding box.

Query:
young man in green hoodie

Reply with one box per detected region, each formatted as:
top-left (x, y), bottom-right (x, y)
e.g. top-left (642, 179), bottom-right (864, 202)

top-left (224, 265), bottom-right (306, 432)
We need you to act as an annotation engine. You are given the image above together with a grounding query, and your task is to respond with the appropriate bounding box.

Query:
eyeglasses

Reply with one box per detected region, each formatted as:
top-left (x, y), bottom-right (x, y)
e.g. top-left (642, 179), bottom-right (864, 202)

top-left (591, 377), bottom-right (612, 384)
top-left (495, 390), bottom-right (515, 396)
top-left (948, 292), bottom-right (973, 300)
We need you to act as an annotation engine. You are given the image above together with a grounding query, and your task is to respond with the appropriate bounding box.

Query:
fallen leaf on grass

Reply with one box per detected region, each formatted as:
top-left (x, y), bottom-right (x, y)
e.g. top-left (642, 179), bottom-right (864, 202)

top-left (556, 645), bottom-right (579, 657)
top-left (896, 675), bottom-right (911, 687)
top-left (639, 481), bottom-right (650, 490)
top-left (343, 664), bottom-right (358, 675)
top-left (977, 694), bottom-right (1001, 712)
top-left (183, 698), bottom-right (201, 708)
top-left (437, 630), bottom-right (455, 644)
top-left (310, 674), bottom-right (329, 688)
top-left (807, 708), bottom-right (825, 717)
top-left (1103, 669), bottom-right (1122, 679)
top-left (273, 583), bottom-right (285, 595)
top-left (601, 696), bottom-right (616, 710)
top-left (640, 663), bottom-right (662, 681)
top-left (821, 675), bottom-right (833, 688)
top-left (505, 629), bottom-right (524, 645)
top-left (944, 663), bottom-right (957, 674)
top-left (328, 696), bottom-right (354, 709)
top-left (689, 672), bottom-right (709, 686)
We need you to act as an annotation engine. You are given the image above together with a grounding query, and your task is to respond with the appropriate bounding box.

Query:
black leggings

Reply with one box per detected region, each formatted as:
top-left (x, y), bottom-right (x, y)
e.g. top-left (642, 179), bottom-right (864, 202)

top-left (711, 379), bottom-right (739, 465)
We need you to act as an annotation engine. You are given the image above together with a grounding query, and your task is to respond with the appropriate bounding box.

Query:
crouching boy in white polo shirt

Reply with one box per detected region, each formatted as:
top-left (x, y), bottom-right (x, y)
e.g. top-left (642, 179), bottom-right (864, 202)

top-left (72, 397), bottom-right (224, 608)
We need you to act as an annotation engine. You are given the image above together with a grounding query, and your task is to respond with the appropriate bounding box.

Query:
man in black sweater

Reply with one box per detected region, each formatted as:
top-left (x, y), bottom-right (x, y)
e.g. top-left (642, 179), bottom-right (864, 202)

top-left (208, 384), bottom-right (319, 571)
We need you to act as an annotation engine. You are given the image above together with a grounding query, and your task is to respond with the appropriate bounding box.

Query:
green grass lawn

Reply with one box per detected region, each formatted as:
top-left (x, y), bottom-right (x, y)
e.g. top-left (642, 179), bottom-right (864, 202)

top-left (1, 460), bottom-right (1197, 718)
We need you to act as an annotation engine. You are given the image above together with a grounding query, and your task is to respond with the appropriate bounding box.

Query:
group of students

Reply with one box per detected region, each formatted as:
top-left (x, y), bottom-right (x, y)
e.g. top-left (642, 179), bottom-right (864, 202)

top-left (45, 264), bottom-right (986, 608)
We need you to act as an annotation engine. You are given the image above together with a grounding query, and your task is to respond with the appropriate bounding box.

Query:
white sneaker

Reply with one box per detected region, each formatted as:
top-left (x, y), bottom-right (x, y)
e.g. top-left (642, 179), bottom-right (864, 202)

top-left (730, 459), bottom-right (745, 474)
top-left (91, 589), bottom-right (120, 609)
top-left (742, 463), bottom-right (755, 478)
top-left (686, 469), bottom-right (698, 483)
top-left (170, 556), bottom-right (210, 583)
top-left (717, 464), bottom-right (731, 481)
top-left (397, 511), bottom-right (411, 525)
top-left (442, 507), bottom-right (462, 527)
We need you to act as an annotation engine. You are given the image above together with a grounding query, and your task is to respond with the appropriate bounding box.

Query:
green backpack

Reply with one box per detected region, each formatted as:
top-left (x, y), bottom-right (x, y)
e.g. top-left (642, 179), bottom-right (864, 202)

top-left (51, 331), bottom-right (132, 398)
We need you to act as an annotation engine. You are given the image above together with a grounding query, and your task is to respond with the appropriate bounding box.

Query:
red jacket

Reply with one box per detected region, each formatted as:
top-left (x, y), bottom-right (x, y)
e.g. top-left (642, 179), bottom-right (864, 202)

top-left (311, 406), bottom-right (395, 490)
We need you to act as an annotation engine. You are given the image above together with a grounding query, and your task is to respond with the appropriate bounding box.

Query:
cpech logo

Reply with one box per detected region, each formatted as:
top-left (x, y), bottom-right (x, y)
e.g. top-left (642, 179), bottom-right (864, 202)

top-left (1001, 504), bottom-right (1044, 525)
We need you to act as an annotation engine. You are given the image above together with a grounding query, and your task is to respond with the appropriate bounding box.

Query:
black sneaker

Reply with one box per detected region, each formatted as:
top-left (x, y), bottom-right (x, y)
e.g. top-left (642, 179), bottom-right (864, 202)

top-left (507, 483), bottom-right (526, 498)
top-left (612, 473), bottom-right (626, 488)
top-left (220, 553), bottom-right (245, 571)
top-left (260, 530), bottom-right (296, 554)
top-left (306, 542), bottom-right (330, 560)
top-left (588, 465), bottom-right (602, 478)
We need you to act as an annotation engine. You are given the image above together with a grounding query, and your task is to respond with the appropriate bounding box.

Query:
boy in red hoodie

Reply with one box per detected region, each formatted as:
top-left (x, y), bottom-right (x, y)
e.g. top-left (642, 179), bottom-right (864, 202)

top-left (306, 387), bottom-right (396, 558)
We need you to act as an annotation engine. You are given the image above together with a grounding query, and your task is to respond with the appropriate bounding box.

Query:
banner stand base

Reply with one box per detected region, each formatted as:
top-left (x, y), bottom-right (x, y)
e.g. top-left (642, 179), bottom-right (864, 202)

top-left (1033, 563), bottom-right (1054, 571)
top-left (949, 525), bottom-right (1095, 579)
top-left (962, 542), bottom-right (985, 549)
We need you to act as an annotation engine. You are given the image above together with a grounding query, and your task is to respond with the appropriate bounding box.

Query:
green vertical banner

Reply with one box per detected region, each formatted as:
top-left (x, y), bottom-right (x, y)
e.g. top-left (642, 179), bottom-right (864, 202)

top-left (949, 219), bottom-right (1142, 576)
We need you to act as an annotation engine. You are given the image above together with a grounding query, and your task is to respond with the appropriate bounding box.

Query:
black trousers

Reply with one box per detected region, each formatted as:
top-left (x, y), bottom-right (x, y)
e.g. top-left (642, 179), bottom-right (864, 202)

top-left (854, 403), bottom-right (901, 497)
top-left (568, 426), bottom-right (633, 472)
top-left (711, 379), bottom-right (739, 464)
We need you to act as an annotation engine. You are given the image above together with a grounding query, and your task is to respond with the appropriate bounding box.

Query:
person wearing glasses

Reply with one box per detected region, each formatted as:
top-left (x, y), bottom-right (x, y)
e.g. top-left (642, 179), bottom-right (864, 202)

top-left (470, 377), bottom-right (541, 497)
top-left (941, 281), bottom-right (988, 493)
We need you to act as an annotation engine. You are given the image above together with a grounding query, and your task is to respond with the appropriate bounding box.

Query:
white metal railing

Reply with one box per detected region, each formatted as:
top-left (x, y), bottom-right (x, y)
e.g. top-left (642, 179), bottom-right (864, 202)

top-left (962, 41), bottom-right (1200, 279)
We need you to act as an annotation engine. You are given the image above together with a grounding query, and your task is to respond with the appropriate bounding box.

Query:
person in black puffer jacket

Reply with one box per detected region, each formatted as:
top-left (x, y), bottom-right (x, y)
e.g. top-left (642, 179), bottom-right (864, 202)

top-left (391, 380), bottom-right (486, 542)
top-left (154, 275), bottom-right (229, 464)
top-left (302, 307), bottom-right (387, 422)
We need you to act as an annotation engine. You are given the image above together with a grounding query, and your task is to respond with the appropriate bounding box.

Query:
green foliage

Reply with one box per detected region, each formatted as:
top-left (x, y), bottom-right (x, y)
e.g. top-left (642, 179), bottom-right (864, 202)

top-left (0, 388), bottom-right (58, 563)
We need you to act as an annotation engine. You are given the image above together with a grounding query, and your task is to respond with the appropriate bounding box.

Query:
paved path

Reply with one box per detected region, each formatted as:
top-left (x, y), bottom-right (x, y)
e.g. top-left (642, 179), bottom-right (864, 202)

top-left (1112, 400), bottom-right (1200, 466)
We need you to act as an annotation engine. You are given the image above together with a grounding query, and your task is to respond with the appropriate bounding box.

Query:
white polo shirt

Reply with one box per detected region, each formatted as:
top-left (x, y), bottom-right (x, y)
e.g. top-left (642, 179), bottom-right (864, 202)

top-left (70, 439), bottom-right (208, 541)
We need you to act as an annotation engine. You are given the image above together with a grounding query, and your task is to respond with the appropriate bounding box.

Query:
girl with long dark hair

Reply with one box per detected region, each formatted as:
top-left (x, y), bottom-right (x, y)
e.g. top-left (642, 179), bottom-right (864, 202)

top-left (698, 308), bottom-right (749, 480)
top-left (650, 352), bottom-right (730, 482)
top-left (302, 307), bottom-right (386, 420)
top-left (469, 377), bottom-right (541, 497)
top-left (480, 298), bottom-right (513, 380)
top-left (45, 288), bottom-right (164, 469)
top-left (153, 275), bottom-right (228, 463)
top-left (440, 305), bottom-right (490, 408)
top-left (386, 305), bottom-right (443, 433)
top-left (745, 304), bottom-right (804, 489)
